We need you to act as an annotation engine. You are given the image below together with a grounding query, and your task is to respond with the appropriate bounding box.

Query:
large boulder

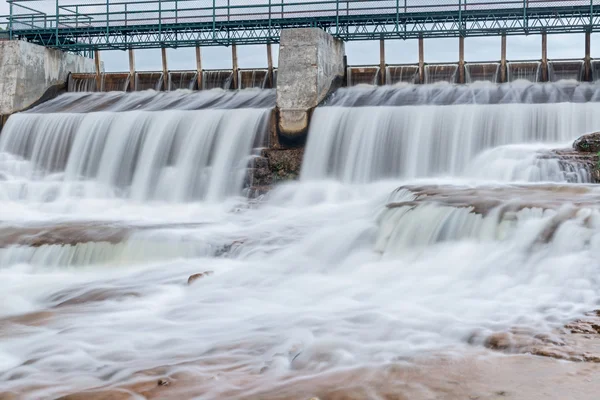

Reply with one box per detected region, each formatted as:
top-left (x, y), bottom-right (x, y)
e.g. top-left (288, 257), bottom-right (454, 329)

top-left (573, 132), bottom-right (600, 153)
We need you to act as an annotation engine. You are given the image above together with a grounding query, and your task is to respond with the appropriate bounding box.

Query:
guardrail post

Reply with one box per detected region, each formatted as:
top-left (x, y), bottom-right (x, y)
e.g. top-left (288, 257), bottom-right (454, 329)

top-left (55, 0), bottom-right (59, 46)
top-left (395, 0), bottom-right (399, 34)
top-left (159, 0), bottom-right (162, 43)
top-left (8, 0), bottom-right (12, 40)
top-left (336, 0), bottom-right (340, 35)
top-left (212, 0), bottom-right (216, 40)
top-left (106, 0), bottom-right (110, 44)
top-left (523, 0), bottom-right (528, 32)
top-left (268, 0), bottom-right (272, 39)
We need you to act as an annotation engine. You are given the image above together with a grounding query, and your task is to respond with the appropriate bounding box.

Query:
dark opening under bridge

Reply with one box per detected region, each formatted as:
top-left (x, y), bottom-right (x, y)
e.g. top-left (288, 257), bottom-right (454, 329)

top-left (3, 0), bottom-right (600, 52)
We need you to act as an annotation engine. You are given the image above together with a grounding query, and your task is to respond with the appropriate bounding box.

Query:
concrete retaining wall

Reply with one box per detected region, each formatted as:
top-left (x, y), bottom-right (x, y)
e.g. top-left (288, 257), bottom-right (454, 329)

top-left (276, 28), bottom-right (345, 140)
top-left (0, 40), bottom-right (97, 115)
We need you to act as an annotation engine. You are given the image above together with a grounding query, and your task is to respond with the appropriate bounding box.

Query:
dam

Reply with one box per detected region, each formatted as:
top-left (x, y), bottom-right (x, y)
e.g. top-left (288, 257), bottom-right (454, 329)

top-left (4, 0), bottom-right (600, 398)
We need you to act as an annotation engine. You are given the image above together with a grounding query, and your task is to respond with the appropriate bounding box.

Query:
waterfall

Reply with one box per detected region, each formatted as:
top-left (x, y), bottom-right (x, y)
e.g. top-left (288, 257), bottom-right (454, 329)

top-left (168, 71), bottom-right (198, 91)
top-left (507, 61), bottom-right (541, 82)
top-left (238, 69), bottom-right (269, 89)
top-left (547, 60), bottom-right (584, 82)
top-left (202, 70), bottom-right (234, 90)
top-left (424, 64), bottom-right (458, 84)
top-left (135, 72), bottom-right (164, 91)
top-left (386, 65), bottom-right (419, 84)
top-left (465, 63), bottom-right (500, 83)
top-left (303, 84), bottom-right (600, 182)
top-left (0, 91), bottom-right (273, 202)
top-left (347, 67), bottom-right (381, 86)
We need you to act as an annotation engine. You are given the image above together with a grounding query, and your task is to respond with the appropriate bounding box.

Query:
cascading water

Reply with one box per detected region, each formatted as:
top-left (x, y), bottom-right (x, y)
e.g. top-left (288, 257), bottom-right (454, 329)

top-left (304, 82), bottom-right (600, 182)
top-left (386, 65), bottom-right (419, 84)
top-left (424, 64), bottom-right (458, 84)
top-left (202, 70), bottom-right (234, 90)
top-left (547, 60), bottom-right (584, 82)
top-left (0, 90), bottom-right (273, 203)
top-left (168, 71), bottom-right (198, 90)
top-left (3, 75), bottom-right (600, 399)
top-left (507, 61), bottom-right (541, 82)
top-left (465, 62), bottom-right (500, 83)
top-left (347, 66), bottom-right (381, 86)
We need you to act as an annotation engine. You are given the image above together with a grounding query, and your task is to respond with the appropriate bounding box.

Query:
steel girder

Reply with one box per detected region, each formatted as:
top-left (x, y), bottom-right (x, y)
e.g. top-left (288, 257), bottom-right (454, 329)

top-left (9, 6), bottom-right (600, 52)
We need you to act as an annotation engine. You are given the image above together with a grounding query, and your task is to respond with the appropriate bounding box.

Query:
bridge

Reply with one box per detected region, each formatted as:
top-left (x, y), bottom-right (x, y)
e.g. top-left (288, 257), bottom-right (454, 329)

top-left (3, 0), bottom-right (600, 52)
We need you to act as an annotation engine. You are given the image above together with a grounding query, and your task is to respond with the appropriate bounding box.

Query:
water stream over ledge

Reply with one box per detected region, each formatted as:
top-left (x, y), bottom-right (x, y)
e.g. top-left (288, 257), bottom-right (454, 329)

top-left (2, 83), bottom-right (600, 398)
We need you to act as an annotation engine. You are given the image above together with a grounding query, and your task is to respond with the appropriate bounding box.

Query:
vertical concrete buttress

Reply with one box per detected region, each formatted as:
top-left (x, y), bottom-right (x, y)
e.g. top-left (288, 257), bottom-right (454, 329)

top-left (276, 28), bottom-right (345, 140)
top-left (0, 41), bottom-right (96, 115)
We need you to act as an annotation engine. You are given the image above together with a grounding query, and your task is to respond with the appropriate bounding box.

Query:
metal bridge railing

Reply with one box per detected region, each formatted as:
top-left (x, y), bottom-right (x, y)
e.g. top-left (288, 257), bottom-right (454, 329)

top-left (2, 0), bottom-right (598, 50)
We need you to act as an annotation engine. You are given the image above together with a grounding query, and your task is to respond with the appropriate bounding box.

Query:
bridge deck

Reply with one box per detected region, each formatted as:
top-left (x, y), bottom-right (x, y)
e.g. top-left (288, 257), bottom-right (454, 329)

top-left (4, 0), bottom-right (600, 51)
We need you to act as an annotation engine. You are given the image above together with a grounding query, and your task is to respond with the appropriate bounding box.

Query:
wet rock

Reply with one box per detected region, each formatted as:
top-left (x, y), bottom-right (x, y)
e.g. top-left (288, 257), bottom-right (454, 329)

top-left (574, 132), bottom-right (600, 153)
top-left (157, 378), bottom-right (171, 387)
top-left (188, 271), bottom-right (214, 285)
top-left (263, 148), bottom-right (305, 183)
top-left (245, 148), bottom-right (305, 197)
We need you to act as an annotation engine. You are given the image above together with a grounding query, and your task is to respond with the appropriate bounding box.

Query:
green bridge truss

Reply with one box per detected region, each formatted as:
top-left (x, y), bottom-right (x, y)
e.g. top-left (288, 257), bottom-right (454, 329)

top-left (3, 0), bottom-right (600, 52)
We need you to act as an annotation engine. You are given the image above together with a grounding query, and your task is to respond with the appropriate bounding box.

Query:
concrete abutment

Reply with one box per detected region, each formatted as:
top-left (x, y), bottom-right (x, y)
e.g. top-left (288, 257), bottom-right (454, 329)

top-left (276, 28), bottom-right (345, 142)
top-left (0, 40), bottom-right (97, 116)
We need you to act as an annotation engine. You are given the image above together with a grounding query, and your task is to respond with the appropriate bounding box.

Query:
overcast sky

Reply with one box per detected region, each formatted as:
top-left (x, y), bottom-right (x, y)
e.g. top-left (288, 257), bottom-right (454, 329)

top-left (1, 1), bottom-right (598, 71)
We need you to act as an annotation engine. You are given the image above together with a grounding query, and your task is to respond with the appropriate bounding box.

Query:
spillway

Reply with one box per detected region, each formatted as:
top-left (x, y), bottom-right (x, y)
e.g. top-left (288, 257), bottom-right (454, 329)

top-left (0, 90), bottom-right (274, 203)
top-left (303, 82), bottom-right (600, 182)
top-left (3, 81), bottom-right (600, 399)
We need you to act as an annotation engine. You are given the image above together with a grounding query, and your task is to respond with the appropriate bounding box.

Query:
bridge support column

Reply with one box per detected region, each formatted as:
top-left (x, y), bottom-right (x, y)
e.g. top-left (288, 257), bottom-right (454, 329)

top-left (267, 44), bottom-right (274, 88)
top-left (232, 45), bottom-right (239, 89)
top-left (418, 36), bottom-right (425, 84)
top-left (161, 48), bottom-right (168, 91)
top-left (379, 39), bottom-right (386, 85)
top-left (500, 34), bottom-right (507, 83)
top-left (458, 36), bottom-right (465, 84)
top-left (128, 49), bottom-right (135, 91)
top-left (585, 31), bottom-right (591, 82)
top-left (541, 32), bottom-right (548, 82)
top-left (196, 46), bottom-right (203, 90)
top-left (95, 50), bottom-right (102, 91)
top-left (276, 28), bottom-right (345, 142)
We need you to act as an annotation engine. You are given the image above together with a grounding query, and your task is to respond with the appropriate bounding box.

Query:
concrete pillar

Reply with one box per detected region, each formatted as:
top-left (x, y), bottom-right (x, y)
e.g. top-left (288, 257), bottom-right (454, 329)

top-left (232, 44), bottom-right (239, 89)
top-left (95, 50), bottom-right (102, 91)
top-left (128, 49), bottom-right (135, 91)
top-left (276, 28), bottom-right (345, 141)
top-left (196, 46), bottom-right (203, 90)
top-left (267, 43), bottom-right (274, 89)
top-left (458, 36), bottom-right (465, 84)
top-left (418, 36), bottom-right (425, 84)
top-left (500, 34), bottom-right (507, 83)
top-left (379, 39), bottom-right (386, 85)
top-left (585, 31), bottom-right (591, 82)
top-left (161, 47), bottom-right (168, 91)
top-left (0, 41), bottom-right (96, 115)
top-left (541, 32), bottom-right (548, 82)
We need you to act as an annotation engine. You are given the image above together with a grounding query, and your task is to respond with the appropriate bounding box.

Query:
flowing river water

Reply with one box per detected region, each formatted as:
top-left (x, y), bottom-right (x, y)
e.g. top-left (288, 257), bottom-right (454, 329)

top-left (2, 82), bottom-right (600, 398)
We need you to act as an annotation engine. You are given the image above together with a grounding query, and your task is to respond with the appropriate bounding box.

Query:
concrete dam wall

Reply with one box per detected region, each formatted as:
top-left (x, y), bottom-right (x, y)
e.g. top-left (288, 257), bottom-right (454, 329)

top-left (0, 40), bottom-right (97, 116)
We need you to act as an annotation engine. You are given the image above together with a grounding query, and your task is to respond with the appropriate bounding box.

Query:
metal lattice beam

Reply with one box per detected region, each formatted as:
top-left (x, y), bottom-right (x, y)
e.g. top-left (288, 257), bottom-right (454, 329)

top-left (3, 0), bottom-right (599, 52)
